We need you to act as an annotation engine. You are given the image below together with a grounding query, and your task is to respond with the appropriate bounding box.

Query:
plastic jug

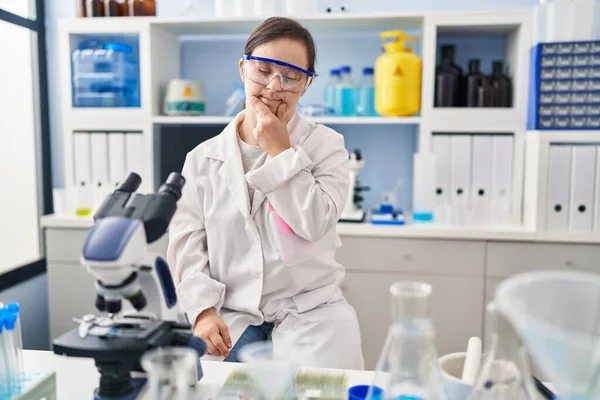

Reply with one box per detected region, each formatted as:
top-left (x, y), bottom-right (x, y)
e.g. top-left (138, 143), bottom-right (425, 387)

top-left (375, 31), bottom-right (422, 117)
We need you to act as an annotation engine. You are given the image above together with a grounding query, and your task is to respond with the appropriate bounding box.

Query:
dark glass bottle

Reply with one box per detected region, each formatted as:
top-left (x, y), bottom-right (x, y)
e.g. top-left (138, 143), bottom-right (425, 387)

top-left (77, 0), bottom-right (87, 17)
top-left (435, 45), bottom-right (465, 107)
top-left (120, 0), bottom-right (131, 16)
top-left (491, 60), bottom-right (512, 107)
top-left (105, 0), bottom-right (120, 16)
top-left (466, 59), bottom-right (484, 107)
top-left (478, 77), bottom-right (494, 107)
top-left (86, 0), bottom-right (105, 16)
top-left (130, 0), bottom-right (156, 16)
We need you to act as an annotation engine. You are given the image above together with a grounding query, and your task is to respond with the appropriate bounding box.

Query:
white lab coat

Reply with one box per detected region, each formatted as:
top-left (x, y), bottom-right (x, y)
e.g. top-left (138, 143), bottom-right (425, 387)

top-left (167, 111), bottom-right (364, 369)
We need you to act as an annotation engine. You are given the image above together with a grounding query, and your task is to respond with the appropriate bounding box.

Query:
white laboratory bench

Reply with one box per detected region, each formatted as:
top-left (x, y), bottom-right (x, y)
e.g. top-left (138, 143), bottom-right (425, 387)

top-left (23, 350), bottom-right (374, 399)
top-left (40, 214), bottom-right (600, 369)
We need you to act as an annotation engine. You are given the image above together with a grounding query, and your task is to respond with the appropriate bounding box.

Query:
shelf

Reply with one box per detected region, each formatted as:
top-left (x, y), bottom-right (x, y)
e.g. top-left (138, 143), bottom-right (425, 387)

top-left (151, 115), bottom-right (421, 126)
top-left (150, 13), bottom-right (424, 36)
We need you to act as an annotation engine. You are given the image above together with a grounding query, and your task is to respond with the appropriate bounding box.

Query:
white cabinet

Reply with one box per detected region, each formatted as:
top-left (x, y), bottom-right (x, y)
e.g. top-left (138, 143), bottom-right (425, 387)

top-left (343, 271), bottom-right (484, 370)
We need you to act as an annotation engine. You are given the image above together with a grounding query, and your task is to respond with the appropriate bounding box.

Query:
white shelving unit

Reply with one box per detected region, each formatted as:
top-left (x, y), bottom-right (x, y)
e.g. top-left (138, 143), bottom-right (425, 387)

top-left (56, 8), bottom-right (535, 233)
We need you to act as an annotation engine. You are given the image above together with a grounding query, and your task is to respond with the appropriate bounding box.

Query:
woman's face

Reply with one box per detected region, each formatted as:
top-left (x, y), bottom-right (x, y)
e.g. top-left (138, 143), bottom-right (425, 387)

top-left (239, 38), bottom-right (311, 120)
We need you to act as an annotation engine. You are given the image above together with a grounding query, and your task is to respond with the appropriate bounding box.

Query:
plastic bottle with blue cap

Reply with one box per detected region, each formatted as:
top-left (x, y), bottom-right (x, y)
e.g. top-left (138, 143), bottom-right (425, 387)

top-left (324, 69), bottom-right (341, 115)
top-left (6, 303), bottom-right (23, 376)
top-left (0, 310), bottom-right (10, 398)
top-left (336, 65), bottom-right (356, 116)
top-left (356, 67), bottom-right (377, 116)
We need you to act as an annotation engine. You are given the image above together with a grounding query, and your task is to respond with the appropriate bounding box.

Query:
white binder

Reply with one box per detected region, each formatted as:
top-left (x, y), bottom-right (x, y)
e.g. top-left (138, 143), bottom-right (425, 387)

top-left (594, 146), bottom-right (600, 232)
top-left (73, 132), bottom-right (92, 186)
top-left (108, 133), bottom-right (127, 188)
top-left (125, 133), bottom-right (144, 179)
top-left (90, 133), bottom-right (109, 187)
top-left (471, 135), bottom-right (493, 226)
top-left (450, 135), bottom-right (472, 226)
top-left (546, 145), bottom-right (572, 232)
top-left (569, 145), bottom-right (596, 232)
top-left (432, 135), bottom-right (451, 224)
top-left (491, 135), bottom-right (514, 226)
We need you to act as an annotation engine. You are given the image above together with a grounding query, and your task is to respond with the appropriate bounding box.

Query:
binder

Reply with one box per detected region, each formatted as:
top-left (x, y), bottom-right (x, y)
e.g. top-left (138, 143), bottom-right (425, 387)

top-left (471, 135), bottom-right (493, 226)
top-left (491, 135), bottom-right (514, 226)
top-left (569, 145), bottom-right (596, 232)
top-left (125, 133), bottom-right (144, 179)
top-left (73, 132), bottom-right (91, 186)
top-left (450, 135), bottom-right (472, 226)
top-left (432, 135), bottom-right (451, 224)
top-left (594, 146), bottom-right (600, 232)
top-left (108, 133), bottom-right (127, 188)
top-left (90, 133), bottom-right (109, 187)
top-left (546, 145), bottom-right (572, 232)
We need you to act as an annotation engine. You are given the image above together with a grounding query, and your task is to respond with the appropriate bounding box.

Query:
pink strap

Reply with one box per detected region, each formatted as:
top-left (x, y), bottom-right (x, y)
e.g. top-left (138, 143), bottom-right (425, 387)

top-left (269, 204), bottom-right (293, 234)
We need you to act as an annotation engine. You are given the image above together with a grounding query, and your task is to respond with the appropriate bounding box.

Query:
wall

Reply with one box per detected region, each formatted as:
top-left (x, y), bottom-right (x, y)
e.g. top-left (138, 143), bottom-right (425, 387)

top-left (0, 274), bottom-right (50, 350)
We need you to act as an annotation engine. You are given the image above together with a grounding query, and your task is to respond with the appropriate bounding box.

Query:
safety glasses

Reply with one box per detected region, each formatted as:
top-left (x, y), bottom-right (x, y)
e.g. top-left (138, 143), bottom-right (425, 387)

top-left (242, 54), bottom-right (316, 93)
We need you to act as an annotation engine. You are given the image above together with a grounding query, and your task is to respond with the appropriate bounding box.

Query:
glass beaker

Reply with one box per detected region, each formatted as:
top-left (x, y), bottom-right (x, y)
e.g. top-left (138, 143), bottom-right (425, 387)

top-left (368, 281), bottom-right (446, 400)
top-left (141, 347), bottom-right (199, 400)
top-left (468, 303), bottom-right (537, 400)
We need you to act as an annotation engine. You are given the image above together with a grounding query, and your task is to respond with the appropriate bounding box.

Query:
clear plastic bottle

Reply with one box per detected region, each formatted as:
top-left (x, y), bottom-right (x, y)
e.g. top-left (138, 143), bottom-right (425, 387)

top-left (368, 281), bottom-right (446, 400)
top-left (324, 69), bottom-right (340, 115)
top-left (468, 303), bottom-right (537, 400)
top-left (336, 65), bottom-right (356, 116)
top-left (6, 304), bottom-right (23, 376)
top-left (356, 67), bottom-right (377, 116)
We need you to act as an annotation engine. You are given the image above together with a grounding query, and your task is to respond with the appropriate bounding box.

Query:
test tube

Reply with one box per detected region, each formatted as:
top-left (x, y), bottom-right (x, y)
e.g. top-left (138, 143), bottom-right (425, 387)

top-left (5, 310), bottom-right (22, 395)
top-left (6, 304), bottom-right (23, 374)
top-left (0, 311), bottom-right (10, 398)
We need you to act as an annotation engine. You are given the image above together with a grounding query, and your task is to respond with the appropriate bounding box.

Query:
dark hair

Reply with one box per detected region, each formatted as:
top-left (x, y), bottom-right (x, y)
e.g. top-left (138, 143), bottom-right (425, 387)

top-left (244, 17), bottom-right (317, 73)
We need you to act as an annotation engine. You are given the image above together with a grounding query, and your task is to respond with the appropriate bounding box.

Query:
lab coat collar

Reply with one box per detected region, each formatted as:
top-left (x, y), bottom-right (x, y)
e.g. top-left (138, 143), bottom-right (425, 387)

top-left (206, 110), bottom-right (312, 220)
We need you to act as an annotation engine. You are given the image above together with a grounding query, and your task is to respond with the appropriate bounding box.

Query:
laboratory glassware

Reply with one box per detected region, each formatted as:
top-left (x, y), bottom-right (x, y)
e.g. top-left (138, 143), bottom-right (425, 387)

top-left (494, 270), bottom-right (600, 400)
top-left (130, 0), bottom-right (156, 16)
top-left (336, 66), bottom-right (356, 116)
top-left (468, 302), bottom-right (537, 400)
top-left (477, 78), bottom-right (494, 108)
top-left (435, 45), bottom-right (463, 107)
top-left (466, 59), bottom-right (483, 107)
top-left (239, 341), bottom-right (296, 400)
top-left (368, 281), bottom-right (446, 400)
top-left (86, 0), bottom-right (105, 17)
top-left (324, 69), bottom-right (340, 115)
top-left (356, 67), bottom-right (376, 116)
top-left (490, 61), bottom-right (512, 107)
top-left (141, 347), bottom-right (199, 400)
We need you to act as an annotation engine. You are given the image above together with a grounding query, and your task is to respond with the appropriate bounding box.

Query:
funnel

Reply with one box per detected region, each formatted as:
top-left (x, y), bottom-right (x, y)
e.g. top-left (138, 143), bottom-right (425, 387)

top-left (494, 271), bottom-right (600, 400)
top-left (239, 341), bottom-right (296, 400)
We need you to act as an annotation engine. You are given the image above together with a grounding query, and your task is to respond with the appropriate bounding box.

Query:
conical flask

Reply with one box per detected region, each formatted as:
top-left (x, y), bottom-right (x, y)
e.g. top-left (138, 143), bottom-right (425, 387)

top-left (367, 281), bottom-right (446, 400)
top-left (468, 302), bottom-right (538, 400)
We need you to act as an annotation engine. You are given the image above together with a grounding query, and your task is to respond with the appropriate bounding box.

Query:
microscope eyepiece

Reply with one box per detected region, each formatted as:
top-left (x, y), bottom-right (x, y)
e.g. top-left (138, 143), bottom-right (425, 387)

top-left (127, 291), bottom-right (147, 311)
top-left (116, 173), bottom-right (142, 194)
top-left (95, 294), bottom-right (106, 312)
top-left (159, 172), bottom-right (186, 201)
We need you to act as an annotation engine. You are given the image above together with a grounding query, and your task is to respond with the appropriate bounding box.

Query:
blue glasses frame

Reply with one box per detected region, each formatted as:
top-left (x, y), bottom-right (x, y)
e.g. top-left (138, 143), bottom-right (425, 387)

top-left (242, 55), bottom-right (316, 78)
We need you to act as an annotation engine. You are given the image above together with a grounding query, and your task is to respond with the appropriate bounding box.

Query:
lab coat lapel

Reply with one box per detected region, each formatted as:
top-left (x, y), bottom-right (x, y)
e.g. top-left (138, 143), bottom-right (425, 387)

top-left (215, 117), bottom-right (251, 220)
top-left (249, 112), bottom-right (312, 218)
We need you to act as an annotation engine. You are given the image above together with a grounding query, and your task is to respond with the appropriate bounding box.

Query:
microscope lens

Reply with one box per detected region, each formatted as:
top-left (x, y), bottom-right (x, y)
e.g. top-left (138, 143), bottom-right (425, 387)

top-left (128, 291), bottom-right (147, 311)
top-left (105, 300), bottom-right (122, 314)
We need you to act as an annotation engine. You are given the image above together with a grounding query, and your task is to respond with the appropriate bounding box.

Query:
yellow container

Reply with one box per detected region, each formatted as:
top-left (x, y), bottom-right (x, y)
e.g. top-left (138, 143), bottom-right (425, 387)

top-left (375, 30), bottom-right (422, 117)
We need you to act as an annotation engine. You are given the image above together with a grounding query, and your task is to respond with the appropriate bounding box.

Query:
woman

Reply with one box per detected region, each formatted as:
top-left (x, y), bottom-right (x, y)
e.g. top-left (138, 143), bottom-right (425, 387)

top-left (167, 16), bottom-right (364, 370)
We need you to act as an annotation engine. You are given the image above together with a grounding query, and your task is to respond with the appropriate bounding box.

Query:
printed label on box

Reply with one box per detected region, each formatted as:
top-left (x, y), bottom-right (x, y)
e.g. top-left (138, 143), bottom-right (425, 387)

top-left (570, 117), bottom-right (587, 128)
top-left (542, 56), bottom-right (557, 67)
top-left (555, 105), bottom-right (571, 116)
top-left (555, 81), bottom-right (572, 91)
top-left (556, 93), bottom-right (572, 103)
top-left (557, 56), bottom-right (574, 67)
top-left (588, 92), bottom-right (600, 103)
top-left (592, 42), bottom-right (600, 53)
top-left (555, 117), bottom-right (570, 128)
top-left (591, 68), bottom-right (600, 79)
top-left (541, 81), bottom-right (555, 91)
top-left (586, 116), bottom-right (600, 127)
top-left (590, 80), bottom-right (600, 91)
top-left (541, 68), bottom-right (556, 79)
top-left (539, 117), bottom-right (554, 128)
top-left (572, 80), bottom-right (589, 91)
top-left (591, 55), bottom-right (600, 66)
top-left (542, 43), bottom-right (557, 54)
top-left (557, 68), bottom-right (574, 79)
top-left (588, 105), bottom-right (600, 115)
top-left (557, 43), bottom-right (574, 54)
top-left (573, 68), bottom-right (590, 79)
top-left (575, 42), bottom-right (591, 53)
top-left (575, 55), bottom-right (591, 67)
top-left (572, 93), bottom-right (588, 103)
top-left (540, 93), bottom-right (555, 104)
top-left (540, 106), bottom-right (554, 116)
top-left (571, 105), bottom-right (587, 116)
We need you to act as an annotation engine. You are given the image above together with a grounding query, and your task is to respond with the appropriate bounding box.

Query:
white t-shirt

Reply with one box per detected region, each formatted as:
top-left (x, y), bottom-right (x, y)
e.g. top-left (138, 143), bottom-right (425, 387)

top-left (237, 135), bottom-right (268, 207)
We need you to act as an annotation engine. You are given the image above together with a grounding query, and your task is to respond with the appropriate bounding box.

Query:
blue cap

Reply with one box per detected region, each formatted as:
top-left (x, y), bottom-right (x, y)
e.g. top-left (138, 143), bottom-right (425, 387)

top-left (7, 303), bottom-right (19, 313)
top-left (4, 312), bottom-right (16, 330)
top-left (0, 313), bottom-right (4, 334)
top-left (330, 69), bottom-right (340, 76)
top-left (105, 42), bottom-right (132, 53)
top-left (363, 67), bottom-right (374, 75)
top-left (340, 65), bottom-right (352, 74)
top-left (348, 385), bottom-right (383, 400)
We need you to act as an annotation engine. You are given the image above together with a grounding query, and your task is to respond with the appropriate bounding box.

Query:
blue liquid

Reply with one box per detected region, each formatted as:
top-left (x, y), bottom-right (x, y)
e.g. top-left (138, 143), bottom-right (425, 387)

top-left (338, 86), bottom-right (356, 116)
top-left (324, 86), bottom-right (336, 115)
top-left (356, 86), bottom-right (376, 116)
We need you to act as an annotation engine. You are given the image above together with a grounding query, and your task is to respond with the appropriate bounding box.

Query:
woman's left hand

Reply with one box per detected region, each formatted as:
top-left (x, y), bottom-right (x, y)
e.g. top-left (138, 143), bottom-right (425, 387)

top-left (250, 96), bottom-right (291, 157)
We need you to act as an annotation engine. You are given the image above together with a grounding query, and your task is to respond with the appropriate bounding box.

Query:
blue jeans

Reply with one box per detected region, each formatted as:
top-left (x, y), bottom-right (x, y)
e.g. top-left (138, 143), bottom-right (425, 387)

top-left (224, 322), bottom-right (274, 363)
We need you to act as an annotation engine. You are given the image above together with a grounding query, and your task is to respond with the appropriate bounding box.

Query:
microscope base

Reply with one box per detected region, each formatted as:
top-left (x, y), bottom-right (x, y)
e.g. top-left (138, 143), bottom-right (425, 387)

top-left (339, 210), bottom-right (366, 223)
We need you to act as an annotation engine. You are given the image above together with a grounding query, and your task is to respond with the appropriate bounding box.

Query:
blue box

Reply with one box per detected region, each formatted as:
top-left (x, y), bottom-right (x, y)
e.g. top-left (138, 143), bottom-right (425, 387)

top-left (528, 40), bottom-right (600, 130)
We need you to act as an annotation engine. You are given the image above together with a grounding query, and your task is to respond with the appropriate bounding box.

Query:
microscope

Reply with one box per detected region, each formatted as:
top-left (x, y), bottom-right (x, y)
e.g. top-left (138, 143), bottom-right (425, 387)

top-left (52, 172), bottom-right (206, 400)
top-left (340, 149), bottom-right (370, 223)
